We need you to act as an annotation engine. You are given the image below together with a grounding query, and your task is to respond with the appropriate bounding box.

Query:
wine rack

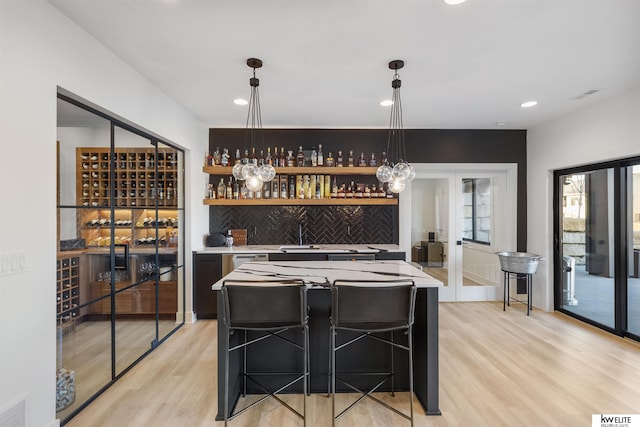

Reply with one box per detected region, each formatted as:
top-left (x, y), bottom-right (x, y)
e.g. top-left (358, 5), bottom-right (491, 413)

top-left (77, 147), bottom-right (178, 208)
top-left (57, 255), bottom-right (80, 321)
top-left (79, 208), bottom-right (179, 247)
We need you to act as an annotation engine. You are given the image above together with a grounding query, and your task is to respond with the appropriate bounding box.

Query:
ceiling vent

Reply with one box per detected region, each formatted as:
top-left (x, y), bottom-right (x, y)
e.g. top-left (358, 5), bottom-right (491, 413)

top-left (571, 89), bottom-right (600, 100)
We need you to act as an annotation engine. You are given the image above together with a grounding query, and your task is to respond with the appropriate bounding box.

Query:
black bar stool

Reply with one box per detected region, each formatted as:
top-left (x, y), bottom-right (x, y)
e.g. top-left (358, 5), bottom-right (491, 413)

top-left (329, 279), bottom-right (417, 426)
top-left (221, 279), bottom-right (309, 426)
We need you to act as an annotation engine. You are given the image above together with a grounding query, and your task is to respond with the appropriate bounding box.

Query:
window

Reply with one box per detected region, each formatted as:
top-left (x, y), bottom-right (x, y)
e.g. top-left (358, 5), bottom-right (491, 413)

top-left (462, 178), bottom-right (491, 245)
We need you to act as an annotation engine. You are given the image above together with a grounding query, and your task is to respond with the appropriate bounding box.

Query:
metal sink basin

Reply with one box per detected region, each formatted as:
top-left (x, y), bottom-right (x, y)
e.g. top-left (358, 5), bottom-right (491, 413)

top-left (279, 245), bottom-right (320, 251)
top-left (278, 245), bottom-right (353, 254)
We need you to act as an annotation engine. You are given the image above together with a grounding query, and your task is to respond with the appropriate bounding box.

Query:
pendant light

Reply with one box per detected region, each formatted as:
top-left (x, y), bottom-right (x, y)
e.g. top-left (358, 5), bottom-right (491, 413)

top-left (376, 60), bottom-right (415, 193)
top-left (231, 58), bottom-right (275, 191)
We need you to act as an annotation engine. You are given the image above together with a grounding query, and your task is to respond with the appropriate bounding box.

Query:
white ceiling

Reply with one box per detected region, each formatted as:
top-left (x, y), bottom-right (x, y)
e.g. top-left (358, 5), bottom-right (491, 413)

top-left (50, 0), bottom-right (640, 130)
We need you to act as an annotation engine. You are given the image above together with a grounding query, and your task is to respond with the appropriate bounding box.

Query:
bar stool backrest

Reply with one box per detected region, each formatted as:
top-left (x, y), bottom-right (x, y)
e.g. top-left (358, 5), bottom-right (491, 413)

top-left (221, 279), bottom-right (307, 329)
top-left (331, 280), bottom-right (416, 331)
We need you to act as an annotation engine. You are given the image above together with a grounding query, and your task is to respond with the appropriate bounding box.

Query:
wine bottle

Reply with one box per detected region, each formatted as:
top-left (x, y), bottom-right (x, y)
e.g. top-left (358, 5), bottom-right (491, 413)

top-left (317, 144), bottom-right (324, 166)
top-left (296, 146), bottom-right (305, 167)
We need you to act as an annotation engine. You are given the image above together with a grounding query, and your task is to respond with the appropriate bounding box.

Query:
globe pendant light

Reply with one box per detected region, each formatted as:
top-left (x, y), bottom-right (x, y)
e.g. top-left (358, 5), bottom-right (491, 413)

top-left (232, 58), bottom-right (276, 191)
top-left (376, 60), bottom-right (415, 193)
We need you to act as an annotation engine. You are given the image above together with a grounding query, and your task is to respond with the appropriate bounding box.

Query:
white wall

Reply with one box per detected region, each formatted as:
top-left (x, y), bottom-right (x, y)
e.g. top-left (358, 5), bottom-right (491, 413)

top-left (527, 85), bottom-right (640, 311)
top-left (0, 1), bottom-right (208, 426)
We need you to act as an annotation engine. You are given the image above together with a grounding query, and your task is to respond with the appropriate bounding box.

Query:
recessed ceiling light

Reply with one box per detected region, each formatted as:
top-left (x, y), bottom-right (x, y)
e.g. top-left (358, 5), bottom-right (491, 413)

top-left (380, 100), bottom-right (393, 107)
top-left (444, 0), bottom-right (467, 5)
top-left (233, 99), bottom-right (248, 106)
top-left (496, 121), bottom-right (508, 126)
top-left (520, 100), bottom-right (538, 108)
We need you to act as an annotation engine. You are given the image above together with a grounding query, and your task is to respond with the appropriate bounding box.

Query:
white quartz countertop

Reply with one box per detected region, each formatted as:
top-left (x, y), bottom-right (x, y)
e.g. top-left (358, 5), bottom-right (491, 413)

top-left (211, 260), bottom-right (442, 290)
top-left (194, 244), bottom-right (402, 254)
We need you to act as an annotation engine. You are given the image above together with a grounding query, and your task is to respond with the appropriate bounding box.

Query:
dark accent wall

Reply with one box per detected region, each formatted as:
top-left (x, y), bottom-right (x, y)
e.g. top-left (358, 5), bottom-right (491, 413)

top-left (209, 128), bottom-right (527, 250)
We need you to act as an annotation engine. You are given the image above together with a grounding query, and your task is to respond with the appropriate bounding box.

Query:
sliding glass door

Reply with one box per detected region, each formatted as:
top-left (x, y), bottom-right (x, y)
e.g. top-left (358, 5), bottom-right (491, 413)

top-left (56, 95), bottom-right (186, 424)
top-left (555, 158), bottom-right (640, 341)
top-left (557, 169), bottom-right (615, 328)
top-left (627, 164), bottom-right (640, 337)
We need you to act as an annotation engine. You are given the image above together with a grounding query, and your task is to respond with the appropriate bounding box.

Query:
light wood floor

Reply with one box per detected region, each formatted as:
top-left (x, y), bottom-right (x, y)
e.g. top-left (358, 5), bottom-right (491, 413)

top-left (65, 302), bottom-right (640, 427)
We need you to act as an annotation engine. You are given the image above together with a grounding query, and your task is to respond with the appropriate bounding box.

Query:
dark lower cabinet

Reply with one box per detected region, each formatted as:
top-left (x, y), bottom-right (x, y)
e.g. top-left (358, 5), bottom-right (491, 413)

top-left (193, 253), bottom-right (222, 319)
top-left (375, 251), bottom-right (405, 260)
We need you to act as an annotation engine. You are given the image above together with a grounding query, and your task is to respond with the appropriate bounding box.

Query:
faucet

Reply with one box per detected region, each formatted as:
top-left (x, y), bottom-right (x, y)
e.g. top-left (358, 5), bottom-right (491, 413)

top-left (298, 222), bottom-right (304, 246)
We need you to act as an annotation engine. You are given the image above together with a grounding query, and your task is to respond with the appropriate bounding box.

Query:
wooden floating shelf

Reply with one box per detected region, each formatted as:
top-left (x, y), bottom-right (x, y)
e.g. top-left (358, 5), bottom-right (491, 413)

top-left (203, 166), bottom-right (381, 176)
top-left (203, 198), bottom-right (398, 206)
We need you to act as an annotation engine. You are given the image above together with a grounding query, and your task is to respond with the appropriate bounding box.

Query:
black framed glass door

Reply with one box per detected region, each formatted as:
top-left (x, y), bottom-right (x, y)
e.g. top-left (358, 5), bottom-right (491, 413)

top-left (554, 158), bottom-right (640, 341)
top-left (56, 94), bottom-right (186, 424)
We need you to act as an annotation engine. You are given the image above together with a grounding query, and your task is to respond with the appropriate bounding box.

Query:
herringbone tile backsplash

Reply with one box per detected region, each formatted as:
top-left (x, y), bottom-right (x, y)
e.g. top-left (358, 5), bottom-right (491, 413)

top-left (209, 205), bottom-right (397, 245)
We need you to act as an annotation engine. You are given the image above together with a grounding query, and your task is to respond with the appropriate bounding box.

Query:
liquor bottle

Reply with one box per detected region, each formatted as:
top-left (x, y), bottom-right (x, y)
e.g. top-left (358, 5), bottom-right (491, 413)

top-left (315, 176), bottom-right (322, 199)
top-left (380, 151), bottom-right (388, 166)
top-left (242, 148), bottom-right (250, 165)
top-left (266, 147), bottom-right (273, 165)
top-left (355, 183), bottom-right (363, 198)
top-left (217, 178), bottom-right (226, 199)
top-left (213, 147), bottom-right (221, 165)
top-left (348, 150), bottom-right (355, 167)
top-left (226, 178), bottom-right (232, 199)
top-left (337, 184), bottom-right (346, 198)
top-left (263, 181), bottom-right (270, 199)
top-left (296, 146), bottom-right (305, 167)
top-left (233, 179), bottom-right (239, 199)
top-left (364, 184), bottom-right (371, 198)
top-left (324, 175), bottom-right (331, 198)
top-left (370, 153), bottom-right (377, 167)
top-left (240, 182), bottom-right (248, 199)
top-left (286, 150), bottom-right (295, 167)
top-left (326, 152), bottom-right (334, 167)
top-left (281, 181), bottom-right (288, 199)
top-left (331, 177), bottom-right (338, 198)
top-left (317, 144), bottom-right (324, 166)
top-left (311, 148), bottom-right (318, 167)
top-left (279, 146), bottom-right (287, 167)
top-left (358, 152), bottom-right (367, 167)
top-left (271, 179), bottom-right (279, 199)
top-left (206, 150), bottom-right (213, 167)
top-left (288, 175), bottom-right (296, 198)
top-left (234, 148), bottom-right (242, 164)
top-left (158, 182), bottom-right (164, 200)
top-left (378, 182), bottom-right (386, 198)
top-left (258, 149), bottom-right (265, 166)
top-left (336, 150), bottom-right (343, 167)
top-left (251, 147), bottom-right (257, 165)
top-left (221, 148), bottom-right (230, 166)
top-left (346, 181), bottom-right (354, 198)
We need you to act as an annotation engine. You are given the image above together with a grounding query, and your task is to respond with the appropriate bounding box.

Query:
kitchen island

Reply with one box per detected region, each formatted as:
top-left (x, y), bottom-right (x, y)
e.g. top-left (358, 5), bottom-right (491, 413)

top-left (212, 260), bottom-right (442, 419)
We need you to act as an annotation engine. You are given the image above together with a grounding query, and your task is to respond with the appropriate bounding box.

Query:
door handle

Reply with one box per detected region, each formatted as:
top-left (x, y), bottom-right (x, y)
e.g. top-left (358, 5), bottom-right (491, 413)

top-left (456, 241), bottom-right (468, 246)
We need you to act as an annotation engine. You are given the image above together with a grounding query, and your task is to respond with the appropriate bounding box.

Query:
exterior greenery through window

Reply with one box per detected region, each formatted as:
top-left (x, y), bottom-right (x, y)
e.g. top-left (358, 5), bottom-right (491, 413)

top-left (462, 178), bottom-right (491, 245)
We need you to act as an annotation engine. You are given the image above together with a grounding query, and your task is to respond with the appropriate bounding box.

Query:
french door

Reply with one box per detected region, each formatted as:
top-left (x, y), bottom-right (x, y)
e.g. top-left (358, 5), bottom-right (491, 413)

top-left (406, 164), bottom-right (517, 302)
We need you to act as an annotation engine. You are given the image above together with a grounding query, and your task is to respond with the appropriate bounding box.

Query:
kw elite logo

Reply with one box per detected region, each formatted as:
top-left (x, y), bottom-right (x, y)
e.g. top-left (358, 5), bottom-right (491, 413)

top-left (593, 414), bottom-right (640, 427)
